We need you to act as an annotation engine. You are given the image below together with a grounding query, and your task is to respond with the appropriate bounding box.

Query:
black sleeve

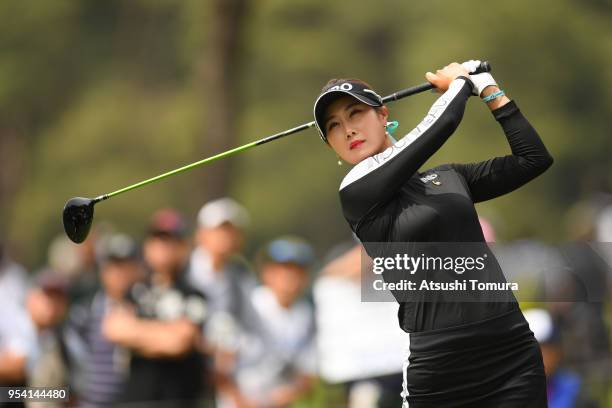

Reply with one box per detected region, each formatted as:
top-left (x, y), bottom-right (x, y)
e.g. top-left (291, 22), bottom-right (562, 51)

top-left (179, 284), bottom-right (209, 328)
top-left (339, 77), bottom-right (474, 227)
top-left (450, 100), bottom-right (553, 203)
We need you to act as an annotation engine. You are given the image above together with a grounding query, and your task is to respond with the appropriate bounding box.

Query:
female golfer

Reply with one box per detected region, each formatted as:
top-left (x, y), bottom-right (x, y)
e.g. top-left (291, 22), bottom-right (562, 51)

top-left (313, 60), bottom-right (553, 407)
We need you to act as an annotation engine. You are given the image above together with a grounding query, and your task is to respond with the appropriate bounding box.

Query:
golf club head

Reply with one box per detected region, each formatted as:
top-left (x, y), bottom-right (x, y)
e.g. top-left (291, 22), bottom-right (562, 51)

top-left (63, 197), bottom-right (95, 244)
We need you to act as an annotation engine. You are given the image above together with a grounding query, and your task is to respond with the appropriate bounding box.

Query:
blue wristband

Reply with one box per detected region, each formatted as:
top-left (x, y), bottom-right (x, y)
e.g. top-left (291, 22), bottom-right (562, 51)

top-left (482, 90), bottom-right (505, 103)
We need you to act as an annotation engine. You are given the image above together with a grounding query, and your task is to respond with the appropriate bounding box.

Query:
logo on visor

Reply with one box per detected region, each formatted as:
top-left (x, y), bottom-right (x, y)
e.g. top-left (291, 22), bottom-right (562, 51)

top-left (328, 83), bottom-right (353, 92)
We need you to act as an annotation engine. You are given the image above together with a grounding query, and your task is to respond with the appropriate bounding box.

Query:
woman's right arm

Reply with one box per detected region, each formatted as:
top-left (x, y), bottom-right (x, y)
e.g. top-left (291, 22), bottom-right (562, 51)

top-left (339, 76), bottom-right (473, 228)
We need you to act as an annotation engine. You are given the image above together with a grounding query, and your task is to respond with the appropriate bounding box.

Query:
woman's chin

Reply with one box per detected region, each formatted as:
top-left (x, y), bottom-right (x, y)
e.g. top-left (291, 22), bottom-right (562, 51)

top-left (338, 144), bottom-right (379, 165)
top-left (345, 154), bottom-right (367, 165)
top-left (351, 146), bottom-right (379, 163)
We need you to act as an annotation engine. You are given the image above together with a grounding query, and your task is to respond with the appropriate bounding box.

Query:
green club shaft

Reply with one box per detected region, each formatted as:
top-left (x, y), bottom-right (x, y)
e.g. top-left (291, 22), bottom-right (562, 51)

top-left (93, 121), bottom-right (315, 203)
top-left (89, 60), bottom-right (493, 204)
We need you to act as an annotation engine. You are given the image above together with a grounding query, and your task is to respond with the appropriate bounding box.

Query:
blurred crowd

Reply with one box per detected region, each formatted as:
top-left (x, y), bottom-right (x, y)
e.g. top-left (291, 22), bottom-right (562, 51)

top-left (1, 196), bottom-right (611, 408)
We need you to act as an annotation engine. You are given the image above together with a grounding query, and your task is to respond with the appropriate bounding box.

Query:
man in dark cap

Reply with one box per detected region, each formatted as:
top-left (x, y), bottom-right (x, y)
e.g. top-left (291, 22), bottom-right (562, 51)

top-left (226, 236), bottom-right (318, 408)
top-left (67, 233), bottom-right (141, 406)
top-left (102, 209), bottom-right (210, 407)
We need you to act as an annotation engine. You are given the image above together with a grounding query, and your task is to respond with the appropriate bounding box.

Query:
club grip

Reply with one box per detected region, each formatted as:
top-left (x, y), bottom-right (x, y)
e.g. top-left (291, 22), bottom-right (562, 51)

top-left (382, 60), bottom-right (492, 103)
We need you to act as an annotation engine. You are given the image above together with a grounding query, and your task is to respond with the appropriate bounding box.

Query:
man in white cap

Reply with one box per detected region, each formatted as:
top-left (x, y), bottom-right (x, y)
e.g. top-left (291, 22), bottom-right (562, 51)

top-left (187, 198), bottom-right (261, 407)
top-left (188, 198), bottom-right (257, 349)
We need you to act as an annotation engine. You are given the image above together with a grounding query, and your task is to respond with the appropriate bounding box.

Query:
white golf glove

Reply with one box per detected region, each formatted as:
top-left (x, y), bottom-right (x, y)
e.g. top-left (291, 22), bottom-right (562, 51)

top-left (461, 59), bottom-right (498, 97)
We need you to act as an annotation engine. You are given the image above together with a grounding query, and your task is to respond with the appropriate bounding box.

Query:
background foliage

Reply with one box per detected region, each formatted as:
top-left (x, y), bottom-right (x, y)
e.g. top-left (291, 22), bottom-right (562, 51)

top-left (1, 0), bottom-right (611, 268)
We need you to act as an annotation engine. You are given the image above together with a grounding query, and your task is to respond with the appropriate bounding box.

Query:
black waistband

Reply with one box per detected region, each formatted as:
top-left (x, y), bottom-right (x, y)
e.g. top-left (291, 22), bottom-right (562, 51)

top-left (409, 308), bottom-right (532, 353)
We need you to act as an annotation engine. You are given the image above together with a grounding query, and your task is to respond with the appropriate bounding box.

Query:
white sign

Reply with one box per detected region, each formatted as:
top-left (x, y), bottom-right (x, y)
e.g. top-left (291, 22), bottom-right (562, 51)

top-left (314, 276), bottom-right (406, 383)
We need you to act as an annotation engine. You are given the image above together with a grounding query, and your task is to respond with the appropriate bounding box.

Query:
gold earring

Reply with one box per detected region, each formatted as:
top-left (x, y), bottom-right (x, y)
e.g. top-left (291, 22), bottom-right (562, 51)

top-left (337, 155), bottom-right (343, 166)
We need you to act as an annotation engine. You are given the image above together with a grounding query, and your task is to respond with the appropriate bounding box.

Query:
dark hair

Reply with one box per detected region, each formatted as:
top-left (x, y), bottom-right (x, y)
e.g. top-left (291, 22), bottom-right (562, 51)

top-left (321, 78), bottom-right (375, 93)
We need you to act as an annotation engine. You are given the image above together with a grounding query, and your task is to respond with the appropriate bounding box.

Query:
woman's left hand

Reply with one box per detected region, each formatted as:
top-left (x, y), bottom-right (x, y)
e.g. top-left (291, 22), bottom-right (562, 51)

top-left (425, 62), bottom-right (470, 93)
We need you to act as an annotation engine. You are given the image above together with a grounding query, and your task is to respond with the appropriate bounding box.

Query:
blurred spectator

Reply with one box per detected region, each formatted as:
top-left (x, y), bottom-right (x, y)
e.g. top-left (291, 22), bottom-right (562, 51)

top-left (102, 209), bottom-right (209, 407)
top-left (69, 232), bottom-right (100, 304)
top-left (557, 242), bottom-right (610, 354)
top-left (478, 216), bottom-right (497, 243)
top-left (225, 236), bottom-right (317, 408)
top-left (25, 270), bottom-right (69, 408)
top-left (0, 304), bottom-right (35, 408)
top-left (523, 308), bottom-right (598, 408)
top-left (555, 199), bottom-right (612, 406)
top-left (47, 235), bottom-right (83, 281)
top-left (0, 241), bottom-right (28, 306)
top-left (0, 242), bottom-right (34, 408)
top-left (66, 234), bottom-right (141, 406)
top-left (187, 198), bottom-right (257, 350)
top-left (595, 203), bottom-right (612, 242)
top-left (47, 233), bottom-right (100, 305)
top-left (595, 203), bottom-right (612, 277)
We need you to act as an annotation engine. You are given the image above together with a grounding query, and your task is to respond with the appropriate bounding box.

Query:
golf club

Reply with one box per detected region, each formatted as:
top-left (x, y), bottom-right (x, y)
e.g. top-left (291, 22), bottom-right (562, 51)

top-left (63, 61), bottom-right (491, 243)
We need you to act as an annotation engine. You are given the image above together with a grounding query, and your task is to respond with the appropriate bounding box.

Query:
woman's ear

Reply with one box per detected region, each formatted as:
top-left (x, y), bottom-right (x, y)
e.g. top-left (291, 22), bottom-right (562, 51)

top-left (377, 105), bottom-right (389, 124)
